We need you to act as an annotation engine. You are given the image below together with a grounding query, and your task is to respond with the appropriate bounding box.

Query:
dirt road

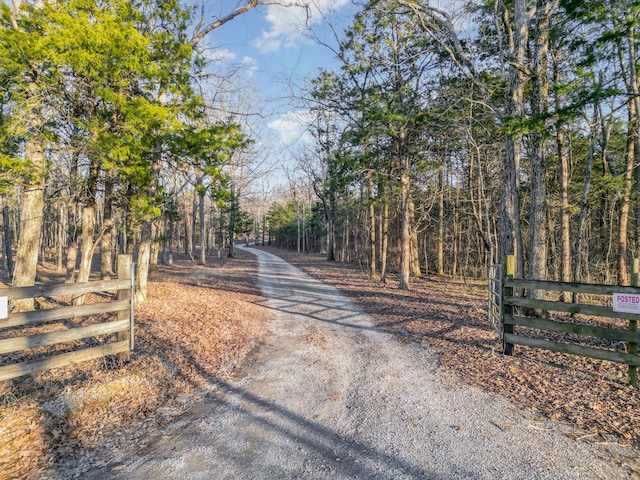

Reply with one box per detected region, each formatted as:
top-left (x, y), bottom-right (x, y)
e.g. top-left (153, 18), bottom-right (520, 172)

top-left (96, 246), bottom-right (631, 479)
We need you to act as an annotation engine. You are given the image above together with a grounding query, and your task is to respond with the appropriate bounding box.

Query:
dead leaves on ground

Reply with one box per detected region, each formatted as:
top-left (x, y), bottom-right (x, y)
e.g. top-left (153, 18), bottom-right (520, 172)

top-left (269, 247), bottom-right (640, 451)
top-left (0, 253), bottom-right (269, 480)
top-left (3, 246), bottom-right (640, 479)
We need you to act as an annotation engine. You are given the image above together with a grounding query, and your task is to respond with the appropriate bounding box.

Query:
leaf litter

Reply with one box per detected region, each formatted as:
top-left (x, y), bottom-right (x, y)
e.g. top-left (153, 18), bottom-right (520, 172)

top-left (0, 251), bottom-right (268, 479)
top-left (2, 246), bottom-right (640, 478)
top-left (262, 246), bottom-right (640, 474)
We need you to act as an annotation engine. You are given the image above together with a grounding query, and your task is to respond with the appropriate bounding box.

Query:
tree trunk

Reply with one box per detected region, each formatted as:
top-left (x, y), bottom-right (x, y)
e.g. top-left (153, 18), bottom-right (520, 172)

top-left (65, 153), bottom-right (80, 283)
top-left (617, 98), bottom-right (637, 285)
top-left (136, 221), bottom-right (152, 303)
top-left (73, 204), bottom-right (95, 306)
top-left (3, 203), bottom-right (13, 278)
top-left (409, 198), bottom-right (421, 277)
top-left (498, 0), bottom-right (528, 275)
top-left (528, 0), bottom-right (554, 301)
top-left (75, 153), bottom-right (101, 305)
top-left (326, 192), bottom-right (336, 261)
top-left (77, 205), bottom-right (95, 284)
top-left (161, 217), bottom-right (169, 265)
top-left (367, 174), bottom-right (377, 280)
top-left (572, 113), bottom-right (597, 299)
top-left (191, 194), bottom-right (197, 259)
top-left (343, 195), bottom-right (349, 262)
top-left (452, 181), bottom-right (460, 277)
top-left (12, 140), bottom-right (45, 311)
top-left (136, 155), bottom-right (161, 303)
top-left (399, 157), bottom-right (411, 290)
top-left (184, 212), bottom-right (191, 255)
top-left (198, 178), bottom-right (206, 265)
top-left (437, 161), bottom-right (445, 276)
top-left (467, 150), bottom-right (493, 258)
top-left (297, 201), bottom-right (301, 254)
top-left (56, 201), bottom-right (64, 271)
top-left (150, 220), bottom-right (160, 272)
top-left (303, 203), bottom-right (307, 254)
top-left (552, 49), bottom-right (572, 300)
top-left (380, 198), bottom-right (389, 283)
top-left (228, 186), bottom-right (237, 258)
top-left (558, 128), bottom-right (572, 285)
top-left (617, 22), bottom-right (640, 285)
top-left (66, 237), bottom-right (78, 278)
top-left (101, 175), bottom-right (115, 279)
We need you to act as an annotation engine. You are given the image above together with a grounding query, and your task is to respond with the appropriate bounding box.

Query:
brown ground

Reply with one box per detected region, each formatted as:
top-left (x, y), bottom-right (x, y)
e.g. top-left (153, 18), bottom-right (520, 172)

top-left (0, 250), bottom-right (269, 479)
top-left (254, 246), bottom-right (640, 450)
top-left (1, 246), bottom-right (639, 479)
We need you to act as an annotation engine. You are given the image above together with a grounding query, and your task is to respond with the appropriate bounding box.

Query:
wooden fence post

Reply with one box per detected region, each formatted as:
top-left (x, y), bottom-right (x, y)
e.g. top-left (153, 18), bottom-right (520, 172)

top-left (630, 258), bottom-right (639, 387)
top-left (116, 255), bottom-right (132, 364)
top-left (503, 255), bottom-right (515, 356)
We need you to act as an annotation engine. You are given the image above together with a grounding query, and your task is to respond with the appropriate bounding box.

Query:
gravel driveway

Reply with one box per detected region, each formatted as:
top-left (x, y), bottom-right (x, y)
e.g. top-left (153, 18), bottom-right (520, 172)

top-left (98, 246), bottom-right (632, 479)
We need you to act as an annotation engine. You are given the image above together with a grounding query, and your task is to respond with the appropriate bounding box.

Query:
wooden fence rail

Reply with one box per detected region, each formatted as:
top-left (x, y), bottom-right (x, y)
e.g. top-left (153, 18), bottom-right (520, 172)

top-left (0, 255), bottom-right (135, 382)
top-left (501, 255), bottom-right (640, 387)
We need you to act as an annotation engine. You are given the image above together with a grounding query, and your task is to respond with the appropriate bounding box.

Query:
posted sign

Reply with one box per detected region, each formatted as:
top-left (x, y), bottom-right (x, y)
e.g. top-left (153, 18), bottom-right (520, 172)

top-left (612, 293), bottom-right (640, 314)
top-left (0, 296), bottom-right (7, 320)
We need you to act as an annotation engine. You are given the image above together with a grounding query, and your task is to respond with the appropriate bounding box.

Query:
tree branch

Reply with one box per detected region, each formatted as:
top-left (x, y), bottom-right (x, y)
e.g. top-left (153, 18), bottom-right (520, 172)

top-left (192, 1), bottom-right (310, 45)
top-left (397, 0), bottom-right (498, 114)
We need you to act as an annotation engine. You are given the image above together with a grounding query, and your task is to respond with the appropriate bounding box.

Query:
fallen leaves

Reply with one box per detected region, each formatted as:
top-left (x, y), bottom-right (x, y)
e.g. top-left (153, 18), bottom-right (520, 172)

top-left (269, 246), bottom-right (640, 452)
top-left (0, 251), bottom-right (270, 480)
top-left (305, 325), bottom-right (331, 349)
top-left (3, 246), bottom-right (640, 478)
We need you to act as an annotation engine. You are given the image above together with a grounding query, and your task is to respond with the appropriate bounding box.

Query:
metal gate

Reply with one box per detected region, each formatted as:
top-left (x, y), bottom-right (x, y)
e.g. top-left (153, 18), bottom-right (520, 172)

top-left (488, 264), bottom-right (502, 338)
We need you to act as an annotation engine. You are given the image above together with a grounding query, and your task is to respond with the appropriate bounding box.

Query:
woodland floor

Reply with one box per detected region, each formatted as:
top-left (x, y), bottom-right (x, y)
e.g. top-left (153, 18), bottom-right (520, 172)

top-left (1, 246), bottom-right (639, 479)
top-left (0, 250), bottom-right (269, 479)
top-left (252, 246), bottom-right (640, 451)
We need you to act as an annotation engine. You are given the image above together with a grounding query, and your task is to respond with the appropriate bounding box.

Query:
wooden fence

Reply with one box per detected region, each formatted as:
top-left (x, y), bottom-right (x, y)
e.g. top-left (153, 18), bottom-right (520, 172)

top-left (501, 255), bottom-right (640, 387)
top-left (0, 255), bottom-right (135, 382)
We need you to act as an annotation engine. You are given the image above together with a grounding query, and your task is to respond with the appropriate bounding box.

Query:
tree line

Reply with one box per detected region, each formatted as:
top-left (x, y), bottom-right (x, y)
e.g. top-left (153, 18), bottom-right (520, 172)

top-left (3, 0), bottom-right (640, 299)
top-left (267, 0), bottom-right (640, 292)
top-left (0, 0), bottom-right (301, 305)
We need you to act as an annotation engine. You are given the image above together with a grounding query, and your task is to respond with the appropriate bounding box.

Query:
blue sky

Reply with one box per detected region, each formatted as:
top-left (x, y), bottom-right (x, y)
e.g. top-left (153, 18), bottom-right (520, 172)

top-left (197, 1), bottom-right (471, 188)
top-left (198, 1), bottom-right (356, 173)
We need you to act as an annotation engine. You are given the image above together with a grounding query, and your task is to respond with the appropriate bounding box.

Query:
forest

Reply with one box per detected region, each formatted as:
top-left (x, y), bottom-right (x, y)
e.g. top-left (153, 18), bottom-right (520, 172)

top-left (268, 0), bottom-right (640, 291)
top-left (1, 0), bottom-right (640, 298)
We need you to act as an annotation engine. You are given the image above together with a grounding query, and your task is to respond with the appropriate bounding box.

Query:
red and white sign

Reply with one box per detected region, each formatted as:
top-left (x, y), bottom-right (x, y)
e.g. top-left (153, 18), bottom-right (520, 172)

top-left (613, 293), bottom-right (640, 314)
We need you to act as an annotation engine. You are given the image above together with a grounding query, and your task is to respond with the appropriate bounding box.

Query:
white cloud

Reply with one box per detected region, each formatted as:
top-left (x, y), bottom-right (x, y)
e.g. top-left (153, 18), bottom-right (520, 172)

top-left (204, 48), bottom-right (237, 63)
top-left (253, 0), bottom-right (350, 53)
top-left (241, 56), bottom-right (258, 78)
top-left (256, 36), bottom-right (282, 54)
top-left (268, 110), bottom-right (313, 144)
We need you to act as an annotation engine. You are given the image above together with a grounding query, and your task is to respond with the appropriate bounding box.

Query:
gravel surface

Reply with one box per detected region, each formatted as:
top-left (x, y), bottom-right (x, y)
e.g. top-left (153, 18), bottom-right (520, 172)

top-left (94, 246), bottom-right (632, 479)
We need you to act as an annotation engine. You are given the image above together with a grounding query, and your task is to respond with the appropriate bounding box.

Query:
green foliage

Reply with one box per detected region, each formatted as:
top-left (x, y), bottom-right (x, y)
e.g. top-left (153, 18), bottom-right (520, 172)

top-left (0, 0), bottom-right (247, 226)
top-left (235, 209), bottom-right (254, 236)
top-left (130, 195), bottom-right (162, 222)
top-left (168, 122), bottom-right (249, 172)
top-left (310, 0), bottom-right (440, 204)
top-left (267, 202), bottom-right (298, 244)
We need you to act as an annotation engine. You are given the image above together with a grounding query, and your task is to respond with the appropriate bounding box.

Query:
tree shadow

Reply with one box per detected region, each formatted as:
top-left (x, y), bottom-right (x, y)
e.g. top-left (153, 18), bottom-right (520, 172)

top-left (88, 330), bottom-right (462, 480)
top-left (148, 251), bottom-right (263, 298)
top-left (115, 378), bottom-right (450, 479)
top-left (0, 355), bottom-right (124, 479)
top-left (245, 262), bottom-right (496, 356)
top-left (78, 246), bottom-right (481, 479)
top-left (0, 245), bottom-right (481, 478)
